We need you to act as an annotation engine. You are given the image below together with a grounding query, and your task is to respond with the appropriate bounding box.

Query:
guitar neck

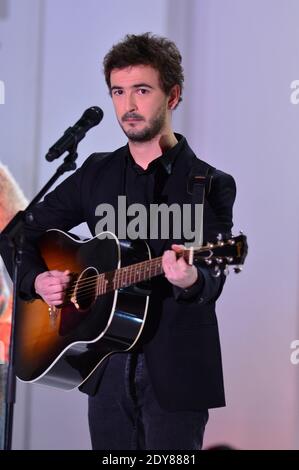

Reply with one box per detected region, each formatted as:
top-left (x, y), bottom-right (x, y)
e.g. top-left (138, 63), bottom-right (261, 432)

top-left (98, 256), bottom-right (164, 294)
top-left (97, 250), bottom-right (194, 295)
top-left (95, 234), bottom-right (247, 295)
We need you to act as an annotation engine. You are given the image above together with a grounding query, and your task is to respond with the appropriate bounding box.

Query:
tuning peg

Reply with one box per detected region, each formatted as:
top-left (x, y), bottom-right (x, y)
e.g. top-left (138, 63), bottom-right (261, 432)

top-left (224, 266), bottom-right (230, 276)
top-left (217, 234), bottom-right (225, 246)
top-left (226, 257), bottom-right (233, 263)
top-left (216, 258), bottom-right (223, 264)
top-left (239, 230), bottom-right (244, 235)
top-left (205, 259), bottom-right (213, 265)
top-left (233, 266), bottom-right (242, 274)
top-left (228, 239), bottom-right (235, 245)
top-left (207, 243), bottom-right (214, 248)
top-left (212, 265), bottom-right (221, 278)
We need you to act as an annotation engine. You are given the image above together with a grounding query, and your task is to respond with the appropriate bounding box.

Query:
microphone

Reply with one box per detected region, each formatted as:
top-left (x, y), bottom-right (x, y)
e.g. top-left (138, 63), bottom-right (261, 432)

top-left (45, 106), bottom-right (104, 161)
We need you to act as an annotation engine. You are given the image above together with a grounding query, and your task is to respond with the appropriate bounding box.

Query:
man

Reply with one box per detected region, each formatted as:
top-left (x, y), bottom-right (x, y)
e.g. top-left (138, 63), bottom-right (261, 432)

top-left (1, 33), bottom-right (236, 450)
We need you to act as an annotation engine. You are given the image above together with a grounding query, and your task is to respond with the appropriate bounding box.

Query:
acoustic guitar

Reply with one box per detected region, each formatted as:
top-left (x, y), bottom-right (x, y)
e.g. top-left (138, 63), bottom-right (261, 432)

top-left (15, 229), bottom-right (248, 390)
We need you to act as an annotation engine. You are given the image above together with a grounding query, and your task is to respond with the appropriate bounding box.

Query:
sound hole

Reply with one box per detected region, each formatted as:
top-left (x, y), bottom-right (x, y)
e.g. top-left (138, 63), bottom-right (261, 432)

top-left (74, 267), bottom-right (98, 310)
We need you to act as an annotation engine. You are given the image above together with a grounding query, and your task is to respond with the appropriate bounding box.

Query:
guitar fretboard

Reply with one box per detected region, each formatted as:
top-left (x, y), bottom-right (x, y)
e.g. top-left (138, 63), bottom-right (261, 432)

top-left (79, 235), bottom-right (244, 297)
top-left (97, 256), bottom-right (164, 294)
top-left (97, 250), bottom-right (195, 295)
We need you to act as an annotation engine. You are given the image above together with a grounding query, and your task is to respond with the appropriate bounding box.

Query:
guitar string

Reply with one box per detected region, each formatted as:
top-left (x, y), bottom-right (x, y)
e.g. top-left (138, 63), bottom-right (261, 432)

top-left (69, 247), bottom-right (195, 289)
top-left (62, 241), bottom-right (235, 302)
top-left (65, 242), bottom-right (220, 291)
top-left (63, 250), bottom-right (184, 298)
top-left (63, 252), bottom-right (224, 302)
top-left (64, 243), bottom-right (218, 294)
top-left (72, 239), bottom-right (234, 292)
top-left (62, 249), bottom-right (212, 299)
top-left (63, 244), bottom-right (234, 301)
top-left (64, 262), bottom-right (164, 301)
top-left (67, 256), bottom-right (164, 290)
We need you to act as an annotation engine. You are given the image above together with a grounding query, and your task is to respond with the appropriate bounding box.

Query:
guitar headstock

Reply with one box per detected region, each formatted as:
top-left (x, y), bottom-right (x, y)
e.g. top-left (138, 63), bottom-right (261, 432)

top-left (192, 232), bottom-right (248, 276)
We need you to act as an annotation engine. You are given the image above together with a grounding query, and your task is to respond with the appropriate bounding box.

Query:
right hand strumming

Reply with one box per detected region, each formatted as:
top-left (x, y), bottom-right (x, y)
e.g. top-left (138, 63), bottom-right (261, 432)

top-left (34, 270), bottom-right (71, 306)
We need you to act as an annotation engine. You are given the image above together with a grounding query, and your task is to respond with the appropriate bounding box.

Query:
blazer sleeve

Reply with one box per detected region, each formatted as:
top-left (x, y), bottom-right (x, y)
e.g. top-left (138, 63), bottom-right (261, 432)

top-left (0, 154), bottom-right (96, 300)
top-left (174, 170), bottom-right (237, 305)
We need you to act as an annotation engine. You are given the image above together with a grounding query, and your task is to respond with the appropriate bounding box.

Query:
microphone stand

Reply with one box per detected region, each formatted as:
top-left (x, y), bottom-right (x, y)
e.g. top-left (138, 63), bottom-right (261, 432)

top-left (0, 147), bottom-right (78, 450)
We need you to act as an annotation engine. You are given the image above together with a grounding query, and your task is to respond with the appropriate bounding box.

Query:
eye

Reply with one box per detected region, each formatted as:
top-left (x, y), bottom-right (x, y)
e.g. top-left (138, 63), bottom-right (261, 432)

top-left (112, 89), bottom-right (123, 96)
top-left (137, 88), bottom-right (149, 95)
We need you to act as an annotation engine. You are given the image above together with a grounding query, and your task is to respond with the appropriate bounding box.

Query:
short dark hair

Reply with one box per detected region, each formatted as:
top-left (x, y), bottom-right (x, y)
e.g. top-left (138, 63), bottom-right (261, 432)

top-left (103, 33), bottom-right (184, 107)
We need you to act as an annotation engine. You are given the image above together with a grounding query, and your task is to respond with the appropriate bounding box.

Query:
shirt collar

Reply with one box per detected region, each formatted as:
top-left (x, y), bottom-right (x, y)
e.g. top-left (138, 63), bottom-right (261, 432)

top-left (126, 133), bottom-right (186, 175)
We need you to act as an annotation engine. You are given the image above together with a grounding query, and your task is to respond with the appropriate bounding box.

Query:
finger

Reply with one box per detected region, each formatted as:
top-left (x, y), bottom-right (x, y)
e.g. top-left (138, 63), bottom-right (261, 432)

top-left (47, 271), bottom-right (71, 283)
top-left (162, 253), bottom-right (173, 274)
top-left (47, 292), bottom-right (65, 300)
top-left (162, 262), bottom-right (177, 279)
top-left (48, 270), bottom-right (67, 276)
top-left (176, 256), bottom-right (189, 268)
top-left (46, 279), bottom-right (70, 288)
top-left (48, 270), bottom-right (71, 282)
top-left (171, 244), bottom-right (185, 253)
top-left (37, 271), bottom-right (51, 281)
top-left (44, 288), bottom-right (68, 297)
top-left (163, 250), bottom-right (177, 265)
top-left (45, 297), bottom-right (64, 306)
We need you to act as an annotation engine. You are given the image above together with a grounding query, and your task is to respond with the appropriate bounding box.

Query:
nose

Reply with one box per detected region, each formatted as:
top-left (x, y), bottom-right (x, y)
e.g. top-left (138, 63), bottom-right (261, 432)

top-left (125, 92), bottom-right (137, 112)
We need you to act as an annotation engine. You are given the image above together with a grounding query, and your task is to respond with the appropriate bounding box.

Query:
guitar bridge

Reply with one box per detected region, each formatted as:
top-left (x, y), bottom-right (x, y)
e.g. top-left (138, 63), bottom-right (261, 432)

top-left (48, 305), bottom-right (59, 327)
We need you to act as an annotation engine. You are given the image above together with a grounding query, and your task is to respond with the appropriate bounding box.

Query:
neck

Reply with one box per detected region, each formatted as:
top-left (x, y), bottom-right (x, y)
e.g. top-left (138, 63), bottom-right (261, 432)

top-left (128, 132), bottom-right (178, 170)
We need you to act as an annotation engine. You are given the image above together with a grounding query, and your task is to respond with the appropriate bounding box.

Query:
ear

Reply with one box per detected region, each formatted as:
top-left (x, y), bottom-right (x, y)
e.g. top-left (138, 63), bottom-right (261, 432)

top-left (168, 84), bottom-right (180, 110)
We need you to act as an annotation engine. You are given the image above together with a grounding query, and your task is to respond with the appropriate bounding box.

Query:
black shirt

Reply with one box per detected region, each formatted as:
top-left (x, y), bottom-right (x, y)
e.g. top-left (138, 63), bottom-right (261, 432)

top-left (125, 134), bottom-right (186, 198)
top-left (124, 134), bottom-right (202, 300)
top-left (124, 136), bottom-right (185, 244)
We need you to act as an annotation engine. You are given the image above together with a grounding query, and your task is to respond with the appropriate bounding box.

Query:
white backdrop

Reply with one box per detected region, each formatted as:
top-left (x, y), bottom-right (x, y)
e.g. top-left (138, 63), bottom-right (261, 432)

top-left (0, 0), bottom-right (299, 449)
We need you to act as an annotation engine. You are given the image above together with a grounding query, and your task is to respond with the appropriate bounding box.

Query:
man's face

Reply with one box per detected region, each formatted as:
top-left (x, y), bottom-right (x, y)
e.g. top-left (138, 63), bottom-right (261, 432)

top-left (110, 65), bottom-right (171, 142)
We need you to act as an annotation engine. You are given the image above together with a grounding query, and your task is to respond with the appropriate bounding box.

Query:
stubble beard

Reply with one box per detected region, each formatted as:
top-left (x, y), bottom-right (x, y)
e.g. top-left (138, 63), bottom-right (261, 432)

top-left (120, 106), bottom-right (167, 143)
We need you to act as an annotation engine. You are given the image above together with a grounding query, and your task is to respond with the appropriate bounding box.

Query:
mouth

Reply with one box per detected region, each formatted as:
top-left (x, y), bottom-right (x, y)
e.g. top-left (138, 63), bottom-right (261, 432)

top-left (123, 118), bottom-right (142, 123)
top-left (123, 119), bottom-right (145, 128)
top-left (122, 114), bottom-right (144, 123)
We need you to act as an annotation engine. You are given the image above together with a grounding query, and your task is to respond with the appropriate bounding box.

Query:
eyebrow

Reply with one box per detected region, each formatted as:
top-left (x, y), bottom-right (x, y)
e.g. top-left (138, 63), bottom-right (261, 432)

top-left (110, 83), bottom-right (154, 91)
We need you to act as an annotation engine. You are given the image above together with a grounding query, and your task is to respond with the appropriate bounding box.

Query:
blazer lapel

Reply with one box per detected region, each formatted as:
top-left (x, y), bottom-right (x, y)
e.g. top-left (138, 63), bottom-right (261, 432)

top-left (92, 142), bottom-right (205, 256)
top-left (149, 147), bottom-right (196, 257)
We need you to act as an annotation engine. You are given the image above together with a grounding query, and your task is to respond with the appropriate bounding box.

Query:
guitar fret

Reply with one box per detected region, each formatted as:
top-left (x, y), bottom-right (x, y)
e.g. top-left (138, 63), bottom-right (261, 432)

top-left (128, 265), bottom-right (132, 285)
top-left (117, 268), bottom-right (121, 289)
top-left (119, 269), bottom-right (123, 288)
top-left (125, 266), bottom-right (129, 286)
top-left (130, 263), bottom-right (134, 285)
top-left (98, 274), bottom-right (102, 294)
top-left (98, 274), bottom-right (102, 295)
top-left (101, 274), bottom-right (106, 294)
top-left (133, 264), bottom-right (137, 284)
top-left (112, 271), bottom-right (117, 290)
top-left (134, 265), bottom-right (138, 282)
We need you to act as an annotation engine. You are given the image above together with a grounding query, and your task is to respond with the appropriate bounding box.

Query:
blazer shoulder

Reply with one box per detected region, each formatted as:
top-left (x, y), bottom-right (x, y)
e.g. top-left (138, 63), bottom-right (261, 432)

top-left (206, 167), bottom-right (237, 235)
top-left (80, 151), bottom-right (115, 172)
top-left (209, 167), bottom-right (237, 198)
top-left (191, 155), bottom-right (236, 197)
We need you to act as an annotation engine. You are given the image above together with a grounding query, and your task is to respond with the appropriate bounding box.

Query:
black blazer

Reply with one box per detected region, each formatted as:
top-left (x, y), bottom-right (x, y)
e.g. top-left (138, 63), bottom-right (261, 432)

top-left (0, 137), bottom-right (236, 411)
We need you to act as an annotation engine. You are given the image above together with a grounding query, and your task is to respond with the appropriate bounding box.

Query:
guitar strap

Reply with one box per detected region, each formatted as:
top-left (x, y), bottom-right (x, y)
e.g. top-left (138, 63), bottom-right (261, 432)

top-left (187, 158), bottom-right (214, 247)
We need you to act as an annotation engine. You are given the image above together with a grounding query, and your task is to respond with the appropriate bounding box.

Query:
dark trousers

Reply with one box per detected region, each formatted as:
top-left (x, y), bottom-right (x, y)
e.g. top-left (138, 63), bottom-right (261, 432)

top-left (88, 353), bottom-right (208, 450)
